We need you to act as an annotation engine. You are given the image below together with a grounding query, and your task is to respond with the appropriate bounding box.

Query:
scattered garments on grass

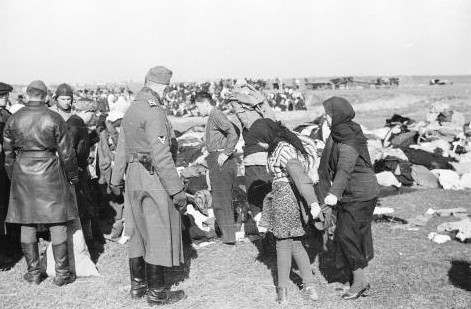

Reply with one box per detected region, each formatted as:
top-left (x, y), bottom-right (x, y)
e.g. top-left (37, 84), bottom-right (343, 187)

top-left (428, 232), bottom-right (452, 244)
top-left (408, 209), bottom-right (435, 227)
top-left (437, 216), bottom-right (471, 242)
top-left (434, 207), bottom-right (468, 217)
top-left (376, 171), bottom-right (402, 188)
top-left (373, 207), bottom-right (395, 215)
top-left (374, 156), bottom-right (414, 186)
top-left (401, 148), bottom-right (456, 170)
top-left (431, 169), bottom-right (462, 190)
top-left (410, 165), bottom-right (440, 188)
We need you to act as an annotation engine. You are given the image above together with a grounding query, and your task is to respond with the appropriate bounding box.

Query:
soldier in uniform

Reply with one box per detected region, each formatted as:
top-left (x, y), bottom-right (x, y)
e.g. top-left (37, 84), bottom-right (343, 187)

top-left (3, 81), bottom-right (79, 286)
top-left (110, 66), bottom-right (187, 306)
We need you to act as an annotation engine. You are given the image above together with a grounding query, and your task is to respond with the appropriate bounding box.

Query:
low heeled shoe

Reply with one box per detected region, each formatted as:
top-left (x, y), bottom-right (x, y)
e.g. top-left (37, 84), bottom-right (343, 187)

top-left (341, 284), bottom-right (371, 300)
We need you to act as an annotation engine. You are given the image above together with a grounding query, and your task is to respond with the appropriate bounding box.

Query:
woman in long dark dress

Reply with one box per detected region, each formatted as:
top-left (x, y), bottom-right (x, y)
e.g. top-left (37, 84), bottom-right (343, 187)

top-left (318, 97), bottom-right (379, 300)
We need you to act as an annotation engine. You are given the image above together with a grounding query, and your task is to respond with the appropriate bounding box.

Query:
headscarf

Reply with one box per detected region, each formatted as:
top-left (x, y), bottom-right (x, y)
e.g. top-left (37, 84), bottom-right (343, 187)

top-left (317, 97), bottom-right (373, 201)
top-left (251, 118), bottom-right (307, 156)
top-left (322, 96), bottom-right (367, 153)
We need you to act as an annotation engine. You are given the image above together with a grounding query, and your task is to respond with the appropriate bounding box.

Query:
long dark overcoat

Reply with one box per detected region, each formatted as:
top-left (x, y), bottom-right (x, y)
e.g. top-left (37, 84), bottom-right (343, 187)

top-left (111, 87), bottom-right (184, 267)
top-left (3, 101), bottom-right (79, 224)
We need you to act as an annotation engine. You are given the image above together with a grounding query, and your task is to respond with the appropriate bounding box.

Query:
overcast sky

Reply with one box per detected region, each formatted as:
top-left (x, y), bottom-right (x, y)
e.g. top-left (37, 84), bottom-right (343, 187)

top-left (0, 0), bottom-right (470, 84)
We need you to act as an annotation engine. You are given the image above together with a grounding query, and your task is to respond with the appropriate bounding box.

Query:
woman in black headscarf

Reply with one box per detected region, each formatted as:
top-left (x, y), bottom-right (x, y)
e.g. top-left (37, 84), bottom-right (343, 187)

top-left (318, 97), bottom-right (379, 300)
top-left (256, 119), bottom-right (321, 304)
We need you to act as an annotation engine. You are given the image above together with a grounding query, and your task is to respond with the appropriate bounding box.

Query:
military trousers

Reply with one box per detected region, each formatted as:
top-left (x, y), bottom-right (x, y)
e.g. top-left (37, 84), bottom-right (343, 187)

top-left (21, 222), bottom-right (67, 245)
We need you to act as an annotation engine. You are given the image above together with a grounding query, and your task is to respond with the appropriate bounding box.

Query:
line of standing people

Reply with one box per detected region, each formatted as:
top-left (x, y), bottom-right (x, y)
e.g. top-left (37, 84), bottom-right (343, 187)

top-left (0, 68), bottom-right (380, 306)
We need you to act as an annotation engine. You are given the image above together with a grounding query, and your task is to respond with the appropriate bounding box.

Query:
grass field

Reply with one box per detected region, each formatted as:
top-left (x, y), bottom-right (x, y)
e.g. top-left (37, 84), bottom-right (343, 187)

top-left (1, 83), bottom-right (471, 309)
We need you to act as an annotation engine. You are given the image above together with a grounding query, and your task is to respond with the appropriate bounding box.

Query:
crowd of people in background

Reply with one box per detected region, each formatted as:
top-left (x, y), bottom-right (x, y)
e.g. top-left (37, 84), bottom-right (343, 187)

top-left (1, 78), bottom-right (307, 118)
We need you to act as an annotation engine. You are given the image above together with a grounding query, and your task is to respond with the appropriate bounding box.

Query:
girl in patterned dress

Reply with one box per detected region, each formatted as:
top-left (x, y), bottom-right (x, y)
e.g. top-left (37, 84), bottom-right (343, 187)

top-left (256, 119), bottom-right (322, 304)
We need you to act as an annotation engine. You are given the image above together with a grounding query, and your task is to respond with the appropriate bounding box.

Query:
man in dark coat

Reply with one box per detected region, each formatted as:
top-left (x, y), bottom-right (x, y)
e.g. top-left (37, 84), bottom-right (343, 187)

top-left (3, 80), bottom-right (79, 286)
top-left (110, 66), bottom-right (187, 306)
top-left (66, 98), bottom-right (98, 242)
top-left (0, 81), bottom-right (21, 271)
top-left (0, 82), bottom-right (13, 231)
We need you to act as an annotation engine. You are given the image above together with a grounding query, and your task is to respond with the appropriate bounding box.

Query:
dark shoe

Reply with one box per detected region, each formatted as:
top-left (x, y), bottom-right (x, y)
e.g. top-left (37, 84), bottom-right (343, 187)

top-left (21, 242), bottom-right (47, 284)
top-left (52, 242), bottom-right (76, 286)
top-left (146, 263), bottom-right (186, 306)
top-left (341, 284), bottom-right (371, 300)
top-left (276, 287), bottom-right (288, 304)
top-left (129, 257), bottom-right (147, 299)
top-left (147, 289), bottom-right (186, 306)
top-left (301, 285), bottom-right (318, 301)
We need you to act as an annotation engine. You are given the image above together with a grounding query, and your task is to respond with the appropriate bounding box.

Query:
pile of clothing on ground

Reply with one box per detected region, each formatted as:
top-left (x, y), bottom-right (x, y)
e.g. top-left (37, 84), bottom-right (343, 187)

top-left (363, 102), bottom-right (471, 190)
top-left (388, 207), bottom-right (471, 244)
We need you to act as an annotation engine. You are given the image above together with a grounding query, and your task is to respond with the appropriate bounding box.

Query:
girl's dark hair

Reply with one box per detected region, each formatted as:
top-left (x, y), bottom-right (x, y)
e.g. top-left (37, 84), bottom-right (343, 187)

top-left (267, 121), bottom-right (308, 157)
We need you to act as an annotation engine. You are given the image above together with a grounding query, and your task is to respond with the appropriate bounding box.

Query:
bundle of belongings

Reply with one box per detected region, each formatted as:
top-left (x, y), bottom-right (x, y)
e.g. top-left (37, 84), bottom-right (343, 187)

top-left (366, 102), bottom-right (471, 190)
top-left (183, 190), bottom-right (217, 242)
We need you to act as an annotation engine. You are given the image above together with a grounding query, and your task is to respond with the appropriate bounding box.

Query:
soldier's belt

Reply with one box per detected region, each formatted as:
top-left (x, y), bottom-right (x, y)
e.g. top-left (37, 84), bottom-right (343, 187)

top-left (17, 150), bottom-right (56, 158)
top-left (128, 152), bottom-right (154, 174)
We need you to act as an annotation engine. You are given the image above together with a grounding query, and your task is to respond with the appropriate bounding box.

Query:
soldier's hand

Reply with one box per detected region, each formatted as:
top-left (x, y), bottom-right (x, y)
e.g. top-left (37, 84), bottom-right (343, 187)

top-left (217, 153), bottom-right (229, 167)
top-left (109, 184), bottom-right (122, 196)
top-left (172, 190), bottom-right (187, 212)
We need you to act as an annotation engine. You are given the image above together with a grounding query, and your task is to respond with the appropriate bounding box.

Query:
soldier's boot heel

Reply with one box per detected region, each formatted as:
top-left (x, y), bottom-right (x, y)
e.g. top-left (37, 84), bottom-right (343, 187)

top-left (129, 257), bottom-right (147, 299)
top-left (21, 242), bottom-right (47, 284)
top-left (147, 289), bottom-right (186, 306)
top-left (52, 242), bottom-right (75, 286)
top-left (146, 262), bottom-right (186, 306)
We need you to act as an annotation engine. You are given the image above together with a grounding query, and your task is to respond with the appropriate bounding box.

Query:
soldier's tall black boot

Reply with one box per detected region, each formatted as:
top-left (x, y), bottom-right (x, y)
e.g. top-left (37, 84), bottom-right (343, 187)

top-left (129, 257), bottom-right (147, 299)
top-left (21, 242), bottom-right (46, 284)
top-left (146, 263), bottom-right (186, 306)
top-left (52, 241), bottom-right (75, 286)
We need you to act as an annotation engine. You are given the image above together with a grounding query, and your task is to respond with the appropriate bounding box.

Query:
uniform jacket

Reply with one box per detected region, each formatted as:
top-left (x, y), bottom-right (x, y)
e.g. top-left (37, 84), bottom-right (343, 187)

top-left (111, 87), bottom-right (182, 195)
top-left (111, 87), bottom-right (183, 266)
top-left (3, 101), bottom-right (79, 224)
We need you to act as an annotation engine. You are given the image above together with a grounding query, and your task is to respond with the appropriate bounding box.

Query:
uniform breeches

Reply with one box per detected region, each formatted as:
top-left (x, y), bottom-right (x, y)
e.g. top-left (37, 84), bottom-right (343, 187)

top-left (21, 223), bottom-right (67, 245)
top-left (334, 198), bottom-right (376, 271)
top-left (207, 152), bottom-right (237, 244)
